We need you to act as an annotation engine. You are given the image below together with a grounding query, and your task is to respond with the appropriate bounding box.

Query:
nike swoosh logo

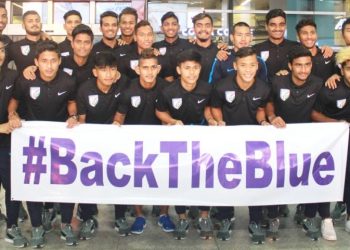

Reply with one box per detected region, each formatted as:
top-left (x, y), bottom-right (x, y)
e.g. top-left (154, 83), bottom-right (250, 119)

top-left (325, 61), bottom-right (331, 65)
top-left (57, 91), bottom-right (67, 96)
top-left (5, 85), bottom-right (13, 90)
top-left (197, 99), bottom-right (205, 104)
top-left (307, 93), bottom-right (315, 98)
top-left (115, 93), bottom-right (121, 98)
top-left (120, 53), bottom-right (126, 57)
top-left (253, 97), bottom-right (261, 101)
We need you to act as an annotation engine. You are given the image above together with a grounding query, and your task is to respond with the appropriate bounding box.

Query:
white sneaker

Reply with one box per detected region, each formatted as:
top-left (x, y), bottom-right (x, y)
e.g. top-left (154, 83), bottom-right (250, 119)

top-left (345, 217), bottom-right (350, 233)
top-left (321, 218), bottom-right (337, 241)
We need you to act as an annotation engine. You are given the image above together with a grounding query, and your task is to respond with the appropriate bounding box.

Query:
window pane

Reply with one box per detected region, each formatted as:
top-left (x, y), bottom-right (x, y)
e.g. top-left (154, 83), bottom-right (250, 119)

top-left (95, 2), bottom-right (132, 23)
top-left (11, 1), bottom-right (48, 24)
top-left (54, 2), bottom-right (90, 24)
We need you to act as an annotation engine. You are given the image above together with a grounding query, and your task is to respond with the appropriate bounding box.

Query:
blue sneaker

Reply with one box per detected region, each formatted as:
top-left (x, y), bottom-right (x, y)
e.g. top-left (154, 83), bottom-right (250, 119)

top-left (131, 217), bottom-right (146, 234)
top-left (158, 215), bottom-right (175, 232)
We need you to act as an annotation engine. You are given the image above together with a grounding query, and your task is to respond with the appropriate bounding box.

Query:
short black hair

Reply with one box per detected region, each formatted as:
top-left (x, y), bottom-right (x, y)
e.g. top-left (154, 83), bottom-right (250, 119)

top-left (161, 11), bottom-right (179, 24)
top-left (232, 22), bottom-right (250, 34)
top-left (35, 40), bottom-right (60, 59)
top-left (266, 9), bottom-right (286, 24)
top-left (119, 7), bottom-right (138, 22)
top-left (0, 3), bottom-right (6, 10)
top-left (72, 24), bottom-right (94, 42)
top-left (139, 48), bottom-right (158, 63)
top-left (100, 11), bottom-right (118, 26)
top-left (234, 47), bottom-right (257, 61)
top-left (94, 51), bottom-right (118, 68)
top-left (342, 18), bottom-right (350, 34)
top-left (23, 10), bottom-right (40, 21)
top-left (135, 20), bottom-right (153, 34)
top-left (295, 19), bottom-right (317, 33)
top-left (63, 10), bottom-right (82, 21)
top-left (192, 12), bottom-right (213, 25)
top-left (0, 35), bottom-right (9, 48)
top-left (288, 45), bottom-right (312, 63)
top-left (176, 49), bottom-right (201, 66)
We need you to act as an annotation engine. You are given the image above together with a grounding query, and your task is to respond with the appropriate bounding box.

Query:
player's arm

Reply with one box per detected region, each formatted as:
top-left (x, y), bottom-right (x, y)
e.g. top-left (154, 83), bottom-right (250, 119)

top-left (311, 110), bottom-right (338, 123)
top-left (204, 106), bottom-right (217, 126)
top-left (155, 109), bottom-right (183, 125)
top-left (66, 100), bottom-right (79, 128)
top-left (265, 101), bottom-right (286, 128)
top-left (8, 98), bottom-right (22, 129)
top-left (0, 123), bottom-right (12, 134)
top-left (113, 112), bottom-right (125, 126)
top-left (211, 106), bottom-right (225, 126)
top-left (256, 107), bottom-right (270, 125)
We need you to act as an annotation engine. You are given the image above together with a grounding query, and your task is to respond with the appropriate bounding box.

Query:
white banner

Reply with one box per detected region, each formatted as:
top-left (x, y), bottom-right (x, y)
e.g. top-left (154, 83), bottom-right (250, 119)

top-left (11, 121), bottom-right (349, 206)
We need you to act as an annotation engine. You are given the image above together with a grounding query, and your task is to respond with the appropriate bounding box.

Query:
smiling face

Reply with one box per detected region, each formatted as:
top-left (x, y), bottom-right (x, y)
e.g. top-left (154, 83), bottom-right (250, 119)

top-left (100, 16), bottom-right (118, 40)
top-left (266, 16), bottom-right (286, 42)
top-left (234, 55), bottom-right (258, 85)
top-left (161, 16), bottom-right (179, 39)
top-left (193, 17), bottom-right (213, 42)
top-left (0, 7), bottom-right (8, 33)
top-left (297, 25), bottom-right (317, 49)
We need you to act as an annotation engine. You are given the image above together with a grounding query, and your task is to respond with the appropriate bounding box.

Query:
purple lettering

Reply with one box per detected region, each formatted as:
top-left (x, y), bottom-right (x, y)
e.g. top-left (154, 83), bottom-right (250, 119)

top-left (289, 153), bottom-right (311, 186)
top-left (313, 152), bottom-right (335, 185)
top-left (160, 141), bottom-right (187, 188)
top-left (80, 152), bottom-right (103, 186)
top-left (218, 153), bottom-right (242, 189)
top-left (276, 141), bottom-right (285, 188)
top-left (107, 153), bottom-right (131, 187)
top-left (192, 141), bottom-right (214, 188)
top-left (50, 138), bottom-right (76, 185)
top-left (134, 141), bottom-right (158, 188)
top-left (246, 141), bottom-right (272, 188)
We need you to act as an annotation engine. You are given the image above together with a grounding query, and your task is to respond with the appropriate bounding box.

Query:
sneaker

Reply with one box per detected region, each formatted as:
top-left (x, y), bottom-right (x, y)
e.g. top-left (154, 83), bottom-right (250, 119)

top-left (331, 202), bottom-right (347, 220)
top-left (131, 217), bottom-right (146, 234)
top-left (42, 209), bottom-right (57, 232)
top-left (321, 218), bottom-right (337, 241)
top-left (294, 204), bottom-right (305, 224)
top-left (79, 219), bottom-right (96, 240)
top-left (248, 222), bottom-right (265, 244)
top-left (174, 219), bottom-right (189, 240)
top-left (278, 205), bottom-right (290, 217)
top-left (18, 203), bottom-right (28, 223)
top-left (61, 224), bottom-right (78, 246)
top-left (151, 206), bottom-right (161, 217)
top-left (267, 218), bottom-right (280, 240)
top-left (216, 219), bottom-right (232, 241)
top-left (5, 225), bottom-right (29, 247)
top-left (30, 226), bottom-right (45, 248)
top-left (115, 218), bottom-right (130, 236)
top-left (345, 216), bottom-right (350, 233)
top-left (197, 217), bottom-right (214, 239)
top-left (158, 215), bottom-right (175, 233)
top-left (302, 217), bottom-right (320, 240)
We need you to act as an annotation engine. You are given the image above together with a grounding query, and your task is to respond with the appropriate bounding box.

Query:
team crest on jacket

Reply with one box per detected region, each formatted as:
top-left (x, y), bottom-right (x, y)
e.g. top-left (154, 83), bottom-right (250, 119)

top-left (131, 96), bottom-right (141, 108)
top-left (225, 91), bottom-right (235, 103)
top-left (159, 47), bottom-right (167, 55)
top-left (21, 45), bottom-right (30, 56)
top-left (89, 95), bottom-right (99, 107)
top-left (172, 98), bottom-right (182, 109)
top-left (130, 60), bottom-right (139, 70)
top-left (260, 51), bottom-right (269, 61)
top-left (30, 87), bottom-right (40, 100)
top-left (337, 99), bottom-right (346, 109)
top-left (280, 88), bottom-right (290, 101)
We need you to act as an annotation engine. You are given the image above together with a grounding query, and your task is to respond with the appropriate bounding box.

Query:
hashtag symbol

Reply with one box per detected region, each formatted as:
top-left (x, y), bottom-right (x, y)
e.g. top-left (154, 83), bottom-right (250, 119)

top-left (22, 136), bottom-right (47, 184)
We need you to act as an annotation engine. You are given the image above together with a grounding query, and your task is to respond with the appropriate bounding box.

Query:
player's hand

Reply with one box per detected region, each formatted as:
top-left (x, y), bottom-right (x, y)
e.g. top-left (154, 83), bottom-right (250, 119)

top-left (320, 45), bottom-right (333, 59)
top-left (325, 74), bottom-right (340, 90)
top-left (207, 118), bottom-right (218, 126)
top-left (9, 117), bottom-right (22, 130)
top-left (260, 120), bottom-right (270, 126)
top-left (169, 119), bottom-right (183, 125)
top-left (40, 32), bottom-right (52, 41)
top-left (23, 65), bottom-right (37, 80)
top-left (117, 39), bottom-right (127, 46)
top-left (217, 120), bottom-right (226, 126)
top-left (216, 50), bottom-right (229, 61)
top-left (66, 116), bottom-right (79, 128)
top-left (0, 122), bottom-right (13, 134)
top-left (269, 116), bottom-right (286, 128)
top-left (217, 42), bottom-right (228, 50)
top-left (112, 121), bottom-right (121, 126)
top-left (188, 37), bottom-right (196, 44)
top-left (275, 70), bottom-right (289, 76)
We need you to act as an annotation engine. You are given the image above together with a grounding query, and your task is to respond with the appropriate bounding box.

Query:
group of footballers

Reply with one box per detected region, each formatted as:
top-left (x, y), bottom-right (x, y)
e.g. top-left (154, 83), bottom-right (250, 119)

top-left (0, 3), bottom-right (349, 248)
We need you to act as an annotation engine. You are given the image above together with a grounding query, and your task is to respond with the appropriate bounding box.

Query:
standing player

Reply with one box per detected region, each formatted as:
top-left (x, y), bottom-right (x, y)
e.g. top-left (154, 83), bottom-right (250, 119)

top-left (115, 48), bottom-right (175, 235)
top-left (156, 49), bottom-right (216, 240)
top-left (117, 20), bottom-right (172, 81)
top-left (8, 40), bottom-right (78, 247)
top-left (211, 47), bottom-right (272, 243)
top-left (91, 11), bottom-right (121, 55)
top-left (311, 46), bottom-right (350, 234)
top-left (209, 22), bottom-right (267, 84)
top-left (75, 51), bottom-right (130, 239)
top-left (118, 7), bottom-right (137, 45)
top-left (153, 11), bottom-right (192, 78)
top-left (266, 46), bottom-right (336, 241)
top-left (0, 35), bottom-right (29, 248)
top-left (58, 10), bottom-right (82, 57)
